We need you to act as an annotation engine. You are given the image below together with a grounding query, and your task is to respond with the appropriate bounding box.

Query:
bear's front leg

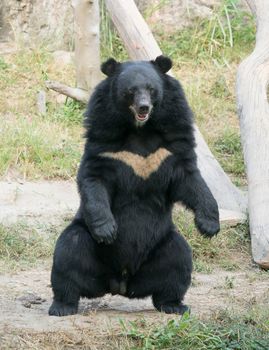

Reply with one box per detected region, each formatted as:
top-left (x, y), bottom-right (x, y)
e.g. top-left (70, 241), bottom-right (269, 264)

top-left (79, 178), bottom-right (117, 244)
top-left (172, 169), bottom-right (220, 237)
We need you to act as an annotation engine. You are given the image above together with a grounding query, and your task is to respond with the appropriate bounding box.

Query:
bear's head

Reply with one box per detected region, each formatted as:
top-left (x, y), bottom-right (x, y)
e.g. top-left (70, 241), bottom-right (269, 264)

top-left (101, 55), bottom-right (172, 126)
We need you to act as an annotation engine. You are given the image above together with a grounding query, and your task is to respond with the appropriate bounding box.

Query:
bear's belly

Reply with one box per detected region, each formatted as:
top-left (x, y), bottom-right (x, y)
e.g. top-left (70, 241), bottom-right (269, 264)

top-left (98, 198), bottom-right (173, 275)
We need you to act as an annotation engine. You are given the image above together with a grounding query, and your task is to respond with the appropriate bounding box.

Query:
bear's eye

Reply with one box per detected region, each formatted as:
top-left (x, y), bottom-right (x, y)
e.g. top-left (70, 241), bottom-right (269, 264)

top-left (149, 88), bottom-right (155, 95)
top-left (124, 89), bottom-right (134, 97)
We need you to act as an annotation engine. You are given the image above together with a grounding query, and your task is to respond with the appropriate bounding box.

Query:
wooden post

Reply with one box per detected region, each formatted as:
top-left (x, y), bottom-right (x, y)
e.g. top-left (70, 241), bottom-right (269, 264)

top-left (105, 0), bottom-right (247, 218)
top-left (237, 0), bottom-right (269, 269)
top-left (72, 0), bottom-right (101, 93)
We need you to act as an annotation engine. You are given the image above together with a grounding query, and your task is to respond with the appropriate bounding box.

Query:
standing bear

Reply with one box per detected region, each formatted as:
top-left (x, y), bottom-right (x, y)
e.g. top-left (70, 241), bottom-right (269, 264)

top-left (49, 56), bottom-right (220, 316)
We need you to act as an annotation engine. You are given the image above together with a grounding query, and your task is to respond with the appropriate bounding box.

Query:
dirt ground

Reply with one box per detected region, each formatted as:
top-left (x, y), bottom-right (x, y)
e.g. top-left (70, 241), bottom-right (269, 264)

top-left (0, 182), bottom-right (268, 348)
top-left (0, 264), bottom-right (268, 347)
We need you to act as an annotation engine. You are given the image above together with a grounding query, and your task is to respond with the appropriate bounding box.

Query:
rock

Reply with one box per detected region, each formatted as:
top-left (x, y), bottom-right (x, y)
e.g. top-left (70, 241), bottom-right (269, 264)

top-left (136, 0), bottom-right (222, 32)
top-left (1, 0), bottom-right (74, 50)
top-left (56, 93), bottom-right (67, 104)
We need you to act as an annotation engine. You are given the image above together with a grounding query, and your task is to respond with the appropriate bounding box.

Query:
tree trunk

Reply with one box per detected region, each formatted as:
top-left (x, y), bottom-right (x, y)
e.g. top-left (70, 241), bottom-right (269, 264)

top-left (105, 0), bottom-right (247, 217)
top-left (72, 0), bottom-right (101, 93)
top-left (237, 0), bottom-right (269, 269)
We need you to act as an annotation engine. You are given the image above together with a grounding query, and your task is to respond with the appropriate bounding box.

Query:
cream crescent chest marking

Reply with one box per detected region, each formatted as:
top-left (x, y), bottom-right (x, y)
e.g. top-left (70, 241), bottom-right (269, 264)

top-left (100, 148), bottom-right (172, 180)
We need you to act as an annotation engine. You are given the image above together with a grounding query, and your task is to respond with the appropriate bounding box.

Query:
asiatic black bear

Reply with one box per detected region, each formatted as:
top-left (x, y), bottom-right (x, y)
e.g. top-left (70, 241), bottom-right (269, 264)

top-left (49, 56), bottom-right (220, 316)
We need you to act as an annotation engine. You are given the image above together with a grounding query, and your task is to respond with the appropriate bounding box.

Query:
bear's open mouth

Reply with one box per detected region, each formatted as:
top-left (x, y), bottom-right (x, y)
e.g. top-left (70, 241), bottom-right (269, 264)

top-left (136, 113), bottom-right (149, 122)
top-left (129, 105), bottom-right (151, 124)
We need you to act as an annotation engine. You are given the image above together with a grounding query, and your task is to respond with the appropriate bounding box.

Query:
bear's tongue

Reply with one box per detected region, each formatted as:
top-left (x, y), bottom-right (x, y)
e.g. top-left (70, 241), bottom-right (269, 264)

top-left (137, 113), bottom-right (148, 121)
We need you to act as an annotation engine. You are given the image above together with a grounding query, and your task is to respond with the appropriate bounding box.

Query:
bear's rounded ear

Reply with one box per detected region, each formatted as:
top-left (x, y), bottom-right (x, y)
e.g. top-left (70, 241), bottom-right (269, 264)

top-left (101, 58), bottom-right (120, 77)
top-left (151, 55), bottom-right (172, 74)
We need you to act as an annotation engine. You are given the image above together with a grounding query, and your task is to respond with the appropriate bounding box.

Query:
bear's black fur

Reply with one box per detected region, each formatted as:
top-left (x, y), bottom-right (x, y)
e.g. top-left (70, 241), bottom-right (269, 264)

top-left (49, 56), bottom-right (220, 317)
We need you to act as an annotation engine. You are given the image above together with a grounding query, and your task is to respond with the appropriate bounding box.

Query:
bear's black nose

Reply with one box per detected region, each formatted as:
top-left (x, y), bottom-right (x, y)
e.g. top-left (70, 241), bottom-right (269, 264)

top-left (139, 105), bottom-right (150, 114)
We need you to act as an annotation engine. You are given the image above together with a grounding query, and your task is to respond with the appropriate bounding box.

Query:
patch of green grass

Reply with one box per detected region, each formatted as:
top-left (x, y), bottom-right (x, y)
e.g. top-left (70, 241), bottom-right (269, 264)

top-left (224, 275), bottom-right (235, 289)
top-left (158, 0), bottom-right (255, 66)
top-left (0, 46), bottom-right (85, 180)
top-left (210, 75), bottom-right (230, 98)
top-left (0, 47), bottom-right (76, 115)
top-left (0, 116), bottom-right (82, 179)
top-left (100, 0), bottom-right (129, 62)
top-left (193, 260), bottom-right (213, 274)
top-left (0, 56), bottom-right (9, 70)
top-left (13, 47), bottom-right (51, 80)
top-left (0, 48), bottom-right (51, 97)
top-left (0, 55), bottom-right (14, 88)
top-left (2, 308), bottom-right (268, 349)
top-left (174, 208), bottom-right (250, 271)
top-left (214, 128), bottom-right (245, 177)
top-left (218, 258), bottom-right (241, 271)
top-left (120, 310), bottom-right (269, 350)
top-left (47, 98), bottom-right (85, 126)
top-left (0, 223), bottom-right (58, 271)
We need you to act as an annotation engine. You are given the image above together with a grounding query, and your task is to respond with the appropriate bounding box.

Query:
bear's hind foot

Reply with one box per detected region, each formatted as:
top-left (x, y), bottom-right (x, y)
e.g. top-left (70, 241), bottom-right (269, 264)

top-left (155, 302), bottom-right (190, 315)
top-left (49, 300), bottom-right (78, 317)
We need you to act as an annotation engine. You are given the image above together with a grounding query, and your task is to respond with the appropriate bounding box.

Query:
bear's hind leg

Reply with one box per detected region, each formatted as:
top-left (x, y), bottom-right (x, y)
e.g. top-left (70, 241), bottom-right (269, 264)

top-left (127, 230), bottom-right (192, 315)
top-left (49, 219), bottom-right (110, 316)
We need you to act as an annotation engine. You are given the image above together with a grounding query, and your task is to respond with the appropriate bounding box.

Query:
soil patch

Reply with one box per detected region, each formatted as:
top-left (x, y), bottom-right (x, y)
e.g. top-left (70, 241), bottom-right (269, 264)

top-left (0, 266), bottom-right (268, 336)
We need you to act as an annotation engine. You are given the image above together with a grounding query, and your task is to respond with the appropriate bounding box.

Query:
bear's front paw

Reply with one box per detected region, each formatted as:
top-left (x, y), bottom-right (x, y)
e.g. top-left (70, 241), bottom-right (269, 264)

top-left (91, 218), bottom-right (118, 244)
top-left (195, 210), bottom-right (220, 237)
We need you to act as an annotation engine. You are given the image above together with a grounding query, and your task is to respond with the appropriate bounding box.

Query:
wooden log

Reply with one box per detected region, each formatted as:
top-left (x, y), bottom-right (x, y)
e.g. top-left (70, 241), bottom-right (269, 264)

top-left (72, 0), bottom-right (102, 93)
top-left (45, 80), bottom-right (89, 103)
top-left (105, 0), bottom-right (247, 219)
top-left (237, 0), bottom-right (269, 269)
